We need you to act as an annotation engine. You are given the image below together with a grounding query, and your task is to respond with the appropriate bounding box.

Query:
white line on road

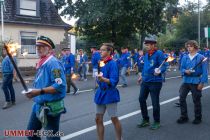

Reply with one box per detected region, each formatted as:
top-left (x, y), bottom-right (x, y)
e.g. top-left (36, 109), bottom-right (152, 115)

top-left (61, 83), bottom-right (210, 140)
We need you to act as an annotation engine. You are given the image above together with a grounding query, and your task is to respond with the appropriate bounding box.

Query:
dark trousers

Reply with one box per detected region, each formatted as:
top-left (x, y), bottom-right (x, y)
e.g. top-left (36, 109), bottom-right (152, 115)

top-left (66, 74), bottom-right (77, 93)
top-left (179, 83), bottom-right (202, 119)
top-left (78, 65), bottom-right (87, 79)
top-left (2, 73), bottom-right (15, 102)
top-left (139, 82), bottom-right (162, 122)
top-left (27, 111), bottom-right (61, 140)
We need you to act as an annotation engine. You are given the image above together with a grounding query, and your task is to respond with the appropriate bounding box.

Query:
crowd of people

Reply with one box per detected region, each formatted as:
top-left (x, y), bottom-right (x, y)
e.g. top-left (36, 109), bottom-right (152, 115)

top-left (1, 34), bottom-right (210, 139)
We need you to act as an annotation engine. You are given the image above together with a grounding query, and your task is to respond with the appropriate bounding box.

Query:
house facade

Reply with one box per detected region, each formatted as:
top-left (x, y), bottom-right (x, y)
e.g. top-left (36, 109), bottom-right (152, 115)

top-left (0, 0), bottom-right (71, 67)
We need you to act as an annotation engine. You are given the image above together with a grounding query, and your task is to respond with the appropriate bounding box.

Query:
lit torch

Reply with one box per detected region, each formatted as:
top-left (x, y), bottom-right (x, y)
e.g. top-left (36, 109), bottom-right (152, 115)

top-left (97, 61), bottom-right (105, 76)
top-left (155, 56), bottom-right (175, 74)
top-left (4, 43), bottom-right (32, 94)
top-left (71, 73), bottom-right (78, 80)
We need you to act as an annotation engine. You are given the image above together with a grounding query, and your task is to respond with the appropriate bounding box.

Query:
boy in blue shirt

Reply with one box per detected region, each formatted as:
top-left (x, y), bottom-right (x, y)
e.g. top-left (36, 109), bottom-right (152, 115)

top-left (177, 40), bottom-right (208, 124)
top-left (95, 43), bottom-right (122, 140)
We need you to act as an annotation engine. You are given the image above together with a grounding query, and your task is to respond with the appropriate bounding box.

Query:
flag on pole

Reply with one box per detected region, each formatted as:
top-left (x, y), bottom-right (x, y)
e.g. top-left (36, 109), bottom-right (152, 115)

top-left (204, 27), bottom-right (210, 38)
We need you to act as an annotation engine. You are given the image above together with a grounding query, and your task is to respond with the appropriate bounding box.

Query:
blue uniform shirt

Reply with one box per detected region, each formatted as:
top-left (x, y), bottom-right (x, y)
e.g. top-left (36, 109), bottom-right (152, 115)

top-left (32, 56), bottom-right (66, 112)
top-left (64, 53), bottom-right (75, 74)
top-left (79, 54), bottom-right (88, 66)
top-left (94, 60), bottom-right (120, 105)
top-left (119, 52), bottom-right (130, 68)
top-left (181, 53), bottom-right (208, 84)
top-left (91, 51), bottom-right (101, 69)
top-left (2, 56), bottom-right (14, 74)
top-left (137, 55), bottom-right (144, 72)
top-left (142, 50), bottom-right (167, 82)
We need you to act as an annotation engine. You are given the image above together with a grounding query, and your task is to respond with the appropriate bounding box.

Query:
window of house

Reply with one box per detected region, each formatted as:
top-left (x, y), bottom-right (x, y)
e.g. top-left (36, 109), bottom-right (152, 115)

top-left (20, 32), bottom-right (37, 55)
top-left (19, 0), bottom-right (38, 16)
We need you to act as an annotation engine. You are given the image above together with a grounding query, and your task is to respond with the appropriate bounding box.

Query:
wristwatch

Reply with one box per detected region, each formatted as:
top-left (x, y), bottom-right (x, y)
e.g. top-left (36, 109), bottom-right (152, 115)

top-left (40, 88), bottom-right (45, 95)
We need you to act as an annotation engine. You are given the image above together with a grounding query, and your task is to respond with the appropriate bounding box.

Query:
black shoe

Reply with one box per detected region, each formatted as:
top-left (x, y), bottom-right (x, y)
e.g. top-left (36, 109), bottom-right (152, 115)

top-left (177, 117), bottom-right (189, 124)
top-left (12, 101), bottom-right (16, 105)
top-left (73, 89), bottom-right (79, 95)
top-left (192, 118), bottom-right (202, 124)
top-left (122, 84), bottom-right (127, 88)
top-left (175, 102), bottom-right (180, 107)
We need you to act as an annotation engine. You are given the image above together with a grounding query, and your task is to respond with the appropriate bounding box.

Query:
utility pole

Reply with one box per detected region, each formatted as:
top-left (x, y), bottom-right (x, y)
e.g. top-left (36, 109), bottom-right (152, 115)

top-left (0, 0), bottom-right (4, 42)
top-left (198, 0), bottom-right (200, 47)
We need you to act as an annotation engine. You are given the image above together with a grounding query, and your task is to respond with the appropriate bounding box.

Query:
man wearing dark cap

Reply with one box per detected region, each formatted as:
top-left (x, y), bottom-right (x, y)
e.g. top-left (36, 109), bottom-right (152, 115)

top-left (62, 47), bottom-right (79, 94)
top-left (25, 36), bottom-right (66, 139)
top-left (177, 40), bottom-right (208, 124)
top-left (137, 35), bottom-right (167, 130)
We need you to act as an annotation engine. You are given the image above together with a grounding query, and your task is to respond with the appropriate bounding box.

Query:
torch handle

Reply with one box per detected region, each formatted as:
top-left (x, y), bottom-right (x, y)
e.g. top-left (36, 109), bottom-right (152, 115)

top-left (98, 61), bottom-right (100, 74)
top-left (4, 44), bottom-right (28, 91)
top-left (157, 57), bottom-right (168, 70)
top-left (192, 58), bottom-right (205, 70)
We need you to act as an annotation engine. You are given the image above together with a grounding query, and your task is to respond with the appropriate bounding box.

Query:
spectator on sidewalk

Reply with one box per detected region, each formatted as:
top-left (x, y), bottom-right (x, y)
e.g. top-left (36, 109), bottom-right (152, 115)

top-left (1, 48), bottom-right (16, 109)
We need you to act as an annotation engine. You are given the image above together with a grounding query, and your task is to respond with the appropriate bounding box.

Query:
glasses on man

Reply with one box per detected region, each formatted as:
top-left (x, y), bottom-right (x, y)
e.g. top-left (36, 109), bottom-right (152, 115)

top-left (100, 49), bottom-right (107, 52)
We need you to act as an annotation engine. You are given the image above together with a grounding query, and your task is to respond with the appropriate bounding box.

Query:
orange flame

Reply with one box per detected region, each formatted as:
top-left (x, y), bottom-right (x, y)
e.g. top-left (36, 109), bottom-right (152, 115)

top-left (166, 56), bottom-right (175, 62)
top-left (6, 43), bottom-right (21, 56)
top-left (71, 73), bottom-right (78, 79)
top-left (99, 61), bottom-right (105, 67)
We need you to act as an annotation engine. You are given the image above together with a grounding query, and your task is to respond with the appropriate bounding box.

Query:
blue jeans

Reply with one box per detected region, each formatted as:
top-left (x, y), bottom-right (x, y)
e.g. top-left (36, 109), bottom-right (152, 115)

top-left (139, 82), bottom-right (162, 122)
top-left (27, 111), bottom-right (61, 140)
top-left (2, 73), bottom-right (15, 102)
top-left (120, 67), bottom-right (127, 85)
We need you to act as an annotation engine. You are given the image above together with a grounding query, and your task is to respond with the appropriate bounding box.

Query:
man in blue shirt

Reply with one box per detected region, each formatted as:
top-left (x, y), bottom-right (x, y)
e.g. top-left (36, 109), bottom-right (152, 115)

top-left (137, 35), bottom-right (167, 130)
top-left (1, 48), bottom-right (16, 109)
top-left (119, 47), bottom-right (130, 87)
top-left (78, 49), bottom-right (88, 81)
top-left (177, 40), bottom-right (208, 124)
top-left (91, 46), bottom-right (101, 78)
top-left (25, 36), bottom-right (66, 140)
top-left (63, 48), bottom-right (79, 94)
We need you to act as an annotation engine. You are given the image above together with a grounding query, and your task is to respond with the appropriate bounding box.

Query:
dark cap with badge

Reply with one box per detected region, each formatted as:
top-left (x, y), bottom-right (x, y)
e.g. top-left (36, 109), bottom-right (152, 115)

top-left (36, 36), bottom-right (56, 49)
top-left (62, 47), bottom-right (70, 51)
top-left (144, 35), bottom-right (157, 44)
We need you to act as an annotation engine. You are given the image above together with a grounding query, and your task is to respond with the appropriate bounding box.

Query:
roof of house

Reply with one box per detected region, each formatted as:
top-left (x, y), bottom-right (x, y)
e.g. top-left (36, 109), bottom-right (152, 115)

top-left (1, 0), bottom-right (71, 29)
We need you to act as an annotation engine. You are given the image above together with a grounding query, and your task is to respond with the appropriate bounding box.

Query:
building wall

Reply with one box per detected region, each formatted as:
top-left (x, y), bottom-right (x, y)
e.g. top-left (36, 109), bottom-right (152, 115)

top-left (1, 24), bottom-right (66, 67)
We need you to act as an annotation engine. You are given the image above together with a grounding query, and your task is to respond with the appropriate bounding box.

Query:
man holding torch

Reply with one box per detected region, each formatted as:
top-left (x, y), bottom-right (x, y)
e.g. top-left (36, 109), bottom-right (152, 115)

top-left (25, 36), bottom-right (66, 139)
top-left (177, 40), bottom-right (208, 125)
top-left (95, 43), bottom-right (122, 140)
top-left (137, 35), bottom-right (167, 130)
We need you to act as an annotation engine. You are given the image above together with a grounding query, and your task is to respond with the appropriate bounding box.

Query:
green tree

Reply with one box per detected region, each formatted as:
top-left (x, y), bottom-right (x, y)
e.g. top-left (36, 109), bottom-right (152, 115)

top-left (54, 0), bottom-right (178, 49)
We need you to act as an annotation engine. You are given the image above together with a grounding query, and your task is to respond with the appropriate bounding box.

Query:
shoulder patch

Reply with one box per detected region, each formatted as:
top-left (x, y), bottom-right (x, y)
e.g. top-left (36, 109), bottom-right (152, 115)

top-left (53, 69), bottom-right (61, 78)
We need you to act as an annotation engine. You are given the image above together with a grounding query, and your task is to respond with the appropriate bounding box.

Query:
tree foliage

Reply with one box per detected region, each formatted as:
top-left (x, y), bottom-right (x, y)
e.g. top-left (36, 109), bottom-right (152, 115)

top-left (54, 0), bottom-right (178, 48)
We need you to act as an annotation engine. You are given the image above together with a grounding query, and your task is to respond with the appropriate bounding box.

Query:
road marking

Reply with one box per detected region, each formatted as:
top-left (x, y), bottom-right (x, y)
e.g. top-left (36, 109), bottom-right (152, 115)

top-left (77, 89), bottom-right (93, 93)
top-left (61, 85), bottom-right (210, 140)
top-left (165, 76), bottom-right (181, 80)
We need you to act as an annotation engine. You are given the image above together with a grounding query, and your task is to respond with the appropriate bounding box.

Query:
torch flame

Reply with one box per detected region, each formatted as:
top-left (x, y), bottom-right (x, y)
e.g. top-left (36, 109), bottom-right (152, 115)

top-left (166, 56), bottom-right (175, 62)
top-left (71, 73), bottom-right (78, 80)
top-left (6, 43), bottom-right (20, 56)
top-left (99, 61), bottom-right (105, 67)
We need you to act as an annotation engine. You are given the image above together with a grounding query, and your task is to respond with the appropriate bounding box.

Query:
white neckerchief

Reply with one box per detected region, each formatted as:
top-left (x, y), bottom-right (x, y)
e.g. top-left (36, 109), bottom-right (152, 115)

top-left (188, 53), bottom-right (198, 60)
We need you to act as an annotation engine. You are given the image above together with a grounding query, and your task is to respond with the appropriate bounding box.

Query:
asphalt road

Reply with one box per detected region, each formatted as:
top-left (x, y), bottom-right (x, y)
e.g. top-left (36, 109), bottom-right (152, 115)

top-left (0, 71), bottom-right (210, 140)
